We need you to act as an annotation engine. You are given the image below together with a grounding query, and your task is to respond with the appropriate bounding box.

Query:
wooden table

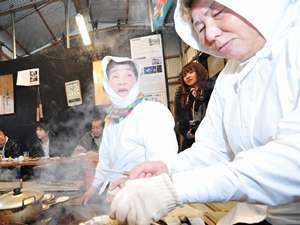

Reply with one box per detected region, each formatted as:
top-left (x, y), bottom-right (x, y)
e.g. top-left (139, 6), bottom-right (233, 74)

top-left (0, 155), bottom-right (98, 168)
top-left (0, 180), bottom-right (84, 192)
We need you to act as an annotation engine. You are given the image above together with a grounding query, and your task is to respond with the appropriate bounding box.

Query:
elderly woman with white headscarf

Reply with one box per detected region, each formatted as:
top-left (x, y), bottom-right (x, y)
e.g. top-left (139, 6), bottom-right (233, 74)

top-left (81, 56), bottom-right (178, 204)
top-left (108, 1), bottom-right (300, 225)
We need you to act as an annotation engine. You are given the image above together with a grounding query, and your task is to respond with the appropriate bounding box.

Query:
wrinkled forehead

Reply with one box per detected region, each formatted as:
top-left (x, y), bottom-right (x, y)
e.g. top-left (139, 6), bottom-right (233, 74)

top-left (191, 0), bottom-right (214, 8)
top-left (109, 64), bottom-right (135, 75)
top-left (92, 120), bottom-right (103, 127)
top-left (191, 0), bottom-right (226, 14)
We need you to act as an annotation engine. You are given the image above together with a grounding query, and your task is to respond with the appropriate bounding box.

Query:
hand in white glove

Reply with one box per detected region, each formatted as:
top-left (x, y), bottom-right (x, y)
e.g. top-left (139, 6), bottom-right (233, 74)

top-left (79, 215), bottom-right (118, 225)
top-left (106, 185), bottom-right (121, 204)
top-left (110, 173), bottom-right (180, 225)
top-left (108, 161), bottom-right (168, 195)
top-left (129, 161), bottom-right (169, 179)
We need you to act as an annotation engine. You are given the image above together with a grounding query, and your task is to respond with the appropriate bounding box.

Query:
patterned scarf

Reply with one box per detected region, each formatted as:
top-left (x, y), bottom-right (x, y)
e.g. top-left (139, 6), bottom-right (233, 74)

top-left (105, 93), bottom-right (144, 124)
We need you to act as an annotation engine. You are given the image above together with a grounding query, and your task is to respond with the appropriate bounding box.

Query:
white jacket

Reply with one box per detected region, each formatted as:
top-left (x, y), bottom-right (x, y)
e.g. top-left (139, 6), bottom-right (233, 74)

top-left (172, 0), bottom-right (300, 224)
top-left (92, 100), bottom-right (178, 189)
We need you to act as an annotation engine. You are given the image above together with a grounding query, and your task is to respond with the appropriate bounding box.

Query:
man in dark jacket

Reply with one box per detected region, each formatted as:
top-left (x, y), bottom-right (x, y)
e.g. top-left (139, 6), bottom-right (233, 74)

top-left (0, 129), bottom-right (22, 180)
top-left (23, 122), bottom-right (65, 180)
top-left (0, 129), bottom-right (22, 158)
top-left (73, 116), bottom-right (104, 155)
top-left (27, 122), bottom-right (62, 158)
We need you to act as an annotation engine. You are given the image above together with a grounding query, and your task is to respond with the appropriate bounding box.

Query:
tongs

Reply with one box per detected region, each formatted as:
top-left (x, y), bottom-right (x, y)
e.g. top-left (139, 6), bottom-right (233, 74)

top-left (102, 168), bottom-right (130, 176)
top-left (98, 168), bottom-right (130, 195)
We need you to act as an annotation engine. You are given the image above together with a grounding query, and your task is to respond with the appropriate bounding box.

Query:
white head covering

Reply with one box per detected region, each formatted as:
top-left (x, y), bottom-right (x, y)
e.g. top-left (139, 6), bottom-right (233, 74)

top-left (174, 0), bottom-right (299, 56)
top-left (101, 56), bottom-right (141, 108)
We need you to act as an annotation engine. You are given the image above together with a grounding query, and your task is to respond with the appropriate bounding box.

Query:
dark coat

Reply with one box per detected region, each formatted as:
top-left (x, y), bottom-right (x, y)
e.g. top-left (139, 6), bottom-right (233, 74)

top-left (27, 136), bottom-right (63, 158)
top-left (1, 138), bottom-right (22, 158)
top-left (174, 77), bottom-right (216, 152)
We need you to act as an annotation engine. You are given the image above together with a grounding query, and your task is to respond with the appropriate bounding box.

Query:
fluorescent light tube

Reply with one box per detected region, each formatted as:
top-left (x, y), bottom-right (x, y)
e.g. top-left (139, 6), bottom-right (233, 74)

top-left (75, 13), bottom-right (91, 46)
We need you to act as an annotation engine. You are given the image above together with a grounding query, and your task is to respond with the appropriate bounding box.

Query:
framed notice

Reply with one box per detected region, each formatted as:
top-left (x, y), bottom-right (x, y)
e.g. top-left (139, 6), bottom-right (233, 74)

top-left (130, 33), bottom-right (168, 106)
top-left (0, 74), bottom-right (14, 115)
top-left (65, 80), bottom-right (82, 107)
top-left (17, 68), bottom-right (40, 86)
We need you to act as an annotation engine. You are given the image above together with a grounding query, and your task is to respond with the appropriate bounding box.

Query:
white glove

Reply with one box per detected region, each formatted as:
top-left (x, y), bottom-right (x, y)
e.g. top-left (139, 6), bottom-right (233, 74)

top-left (110, 173), bottom-right (180, 225)
top-left (106, 186), bottom-right (121, 203)
top-left (79, 215), bottom-right (118, 225)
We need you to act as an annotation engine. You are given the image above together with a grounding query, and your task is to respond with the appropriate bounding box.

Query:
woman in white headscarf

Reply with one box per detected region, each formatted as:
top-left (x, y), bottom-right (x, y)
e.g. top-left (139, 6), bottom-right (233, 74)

top-left (108, 1), bottom-right (300, 225)
top-left (81, 56), bottom-right (178, 204)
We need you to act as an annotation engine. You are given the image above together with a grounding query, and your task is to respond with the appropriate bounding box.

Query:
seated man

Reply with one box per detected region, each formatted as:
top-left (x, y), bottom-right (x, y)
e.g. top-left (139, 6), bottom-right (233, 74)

top-left (73, 116), bottom-right (104, 154)
top-left (27, 122), bottom-right (61, 157)
top-left (24, 122), bottom-right (72, 180)
top-left (0, 129), bottom-right (22, 180)
top-left (0, 129), bottom-right (22, 158)
top-left (73, 116), bottom-right (104, 190)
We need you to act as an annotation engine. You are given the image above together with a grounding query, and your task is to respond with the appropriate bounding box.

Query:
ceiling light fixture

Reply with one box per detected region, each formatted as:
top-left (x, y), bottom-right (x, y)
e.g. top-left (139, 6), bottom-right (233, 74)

top-left (75, 13), bottom-right (91, 46)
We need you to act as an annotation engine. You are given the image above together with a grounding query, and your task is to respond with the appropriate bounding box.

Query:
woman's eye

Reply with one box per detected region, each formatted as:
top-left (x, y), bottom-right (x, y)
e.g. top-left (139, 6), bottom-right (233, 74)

top-left (212, 7), bottom-right (225, 18)
top-left (198, 25), bottom-right (205, 33)
top-left (194, 23), bottom-right (205, 34)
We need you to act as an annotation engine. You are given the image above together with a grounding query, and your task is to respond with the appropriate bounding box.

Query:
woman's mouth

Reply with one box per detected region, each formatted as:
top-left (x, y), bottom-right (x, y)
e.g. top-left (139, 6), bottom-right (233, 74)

top-left (117, 89), bottom-right (129, 96)
top-left (218, 39), bottom-right (233, 54)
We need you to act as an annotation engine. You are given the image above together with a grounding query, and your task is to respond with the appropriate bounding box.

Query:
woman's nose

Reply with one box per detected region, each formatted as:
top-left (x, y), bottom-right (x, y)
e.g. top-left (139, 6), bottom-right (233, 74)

top-left (204, 20), bottom-right (222, 43)
top-left (118, 80), bottom-right (127, 86)
top-left (186, 74), bottom-right (192, 80)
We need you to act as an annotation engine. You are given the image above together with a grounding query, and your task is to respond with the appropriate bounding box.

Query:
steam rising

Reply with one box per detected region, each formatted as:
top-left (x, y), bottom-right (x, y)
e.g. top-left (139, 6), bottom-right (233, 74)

top-left (0, 168), bottom-right (18, 181)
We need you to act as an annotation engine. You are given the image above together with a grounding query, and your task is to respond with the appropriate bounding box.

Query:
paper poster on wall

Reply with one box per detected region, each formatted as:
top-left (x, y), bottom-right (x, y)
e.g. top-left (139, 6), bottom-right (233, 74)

top-left (0, 74), bottom-right (14, 115)
top-left (130, 33), bottom-right (168, 106)
top-left (65, 80), bottom-right (82, 107)
top-left (17, 68), bottom-right (39, 86)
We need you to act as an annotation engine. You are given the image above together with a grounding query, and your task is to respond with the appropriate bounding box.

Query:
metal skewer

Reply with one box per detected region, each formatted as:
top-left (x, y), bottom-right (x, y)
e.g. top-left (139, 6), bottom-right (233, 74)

top-left (101, 168), bottom-right (130, 176)
top-left (98, 169), bottom-right (130, 195)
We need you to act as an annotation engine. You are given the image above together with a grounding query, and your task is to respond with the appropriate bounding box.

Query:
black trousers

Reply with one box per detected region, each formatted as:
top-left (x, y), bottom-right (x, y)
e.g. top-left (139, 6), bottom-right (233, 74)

top-left (234, 220), bottom-right (272, 225)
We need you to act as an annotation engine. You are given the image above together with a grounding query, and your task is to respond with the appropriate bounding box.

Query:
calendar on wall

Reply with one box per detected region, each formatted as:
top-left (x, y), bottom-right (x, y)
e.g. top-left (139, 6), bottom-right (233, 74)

top-left (65, 80), bottom-right (82, 107)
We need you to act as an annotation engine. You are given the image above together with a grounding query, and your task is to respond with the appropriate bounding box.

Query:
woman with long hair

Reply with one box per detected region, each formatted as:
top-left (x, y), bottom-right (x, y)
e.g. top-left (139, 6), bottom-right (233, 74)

top-left (174, 61), bottom-right (212, 151)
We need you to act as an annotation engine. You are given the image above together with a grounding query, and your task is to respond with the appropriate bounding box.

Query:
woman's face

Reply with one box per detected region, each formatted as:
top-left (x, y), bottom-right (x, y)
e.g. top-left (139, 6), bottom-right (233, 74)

top-left (108, 64), bottom-right (137, 97)
top-left (183, 71), bottom-right (198, 87)
top-left (191, 0), bottom-right (266, 61)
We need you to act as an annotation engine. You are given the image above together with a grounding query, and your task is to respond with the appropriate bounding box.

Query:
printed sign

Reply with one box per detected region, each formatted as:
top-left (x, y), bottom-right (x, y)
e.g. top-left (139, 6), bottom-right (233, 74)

top-left (130, 34), bottom-right (168, 106)
top-left (17, 68), bottom-right (40, 86)
top-left (65, 80), bottom-right (83, 107)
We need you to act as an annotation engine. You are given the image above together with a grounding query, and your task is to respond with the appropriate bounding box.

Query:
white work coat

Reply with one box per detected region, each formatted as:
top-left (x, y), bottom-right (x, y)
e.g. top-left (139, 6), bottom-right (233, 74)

top-left (172, 0), bottom-right (300, 224)
top-left (92, 100), bottom-right (178, 189)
